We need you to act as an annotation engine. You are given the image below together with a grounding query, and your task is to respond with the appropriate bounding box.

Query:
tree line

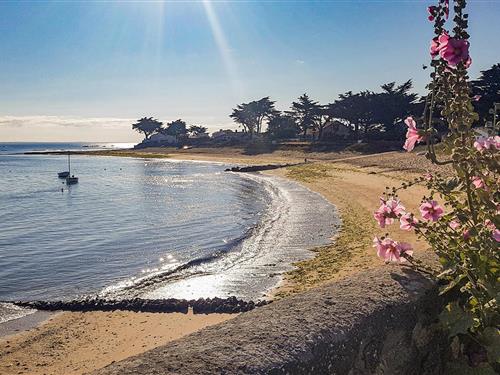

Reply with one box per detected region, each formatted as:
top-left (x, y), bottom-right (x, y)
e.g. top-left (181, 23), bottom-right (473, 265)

top-left (132, 63), bottom-right (499, 143)
top-left (230, 63), bottom-right (500, 141)
top-left (132, 118), bottom-right (208, 140)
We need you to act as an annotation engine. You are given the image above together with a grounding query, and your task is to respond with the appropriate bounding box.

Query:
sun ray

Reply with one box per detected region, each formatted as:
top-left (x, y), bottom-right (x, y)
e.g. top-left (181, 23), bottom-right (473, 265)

top-left (202, 0), bottom-right (242, 97)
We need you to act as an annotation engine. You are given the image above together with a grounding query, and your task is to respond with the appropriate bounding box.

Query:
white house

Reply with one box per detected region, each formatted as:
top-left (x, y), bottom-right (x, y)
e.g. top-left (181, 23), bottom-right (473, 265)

top-left (140, 133), bottom-right (177, 146)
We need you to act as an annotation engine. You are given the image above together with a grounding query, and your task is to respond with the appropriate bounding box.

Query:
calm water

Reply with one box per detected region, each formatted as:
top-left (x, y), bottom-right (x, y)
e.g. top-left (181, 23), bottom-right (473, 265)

top-left (0, 143), bottom-right (338, 323)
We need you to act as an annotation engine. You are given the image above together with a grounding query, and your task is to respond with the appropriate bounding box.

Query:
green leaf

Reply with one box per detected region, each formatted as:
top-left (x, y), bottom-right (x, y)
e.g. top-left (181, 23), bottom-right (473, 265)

top-left (440, 301), bottom-right (474, 337)
top-left (439, 274), bottom-right (466, 296)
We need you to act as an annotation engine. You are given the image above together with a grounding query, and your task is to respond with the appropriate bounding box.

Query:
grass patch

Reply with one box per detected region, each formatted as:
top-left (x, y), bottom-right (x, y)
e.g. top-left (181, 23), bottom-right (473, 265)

top-left (286, 163), bottom-right (333, 182)
top-left (274, 196), bottom-right (377, 298)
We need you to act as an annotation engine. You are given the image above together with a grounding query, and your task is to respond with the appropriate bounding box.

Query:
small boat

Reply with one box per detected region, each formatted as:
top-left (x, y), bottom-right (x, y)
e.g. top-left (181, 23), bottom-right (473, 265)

top-left (66, 175), bottom-right (79, 185)
top-left (60, 151), bottom-right (79, 185)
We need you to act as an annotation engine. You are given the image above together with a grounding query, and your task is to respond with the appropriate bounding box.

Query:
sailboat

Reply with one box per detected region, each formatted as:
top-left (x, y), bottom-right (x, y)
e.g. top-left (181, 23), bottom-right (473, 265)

top-left (58, 152), bottom-right (70, 178)
top-left (59, 151), bottom-right (79, 184)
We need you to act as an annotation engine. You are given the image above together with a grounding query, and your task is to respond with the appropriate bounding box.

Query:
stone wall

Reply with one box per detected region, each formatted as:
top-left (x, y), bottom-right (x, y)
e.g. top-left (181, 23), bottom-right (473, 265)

top-left (95, 264), bottom-right (446, 375)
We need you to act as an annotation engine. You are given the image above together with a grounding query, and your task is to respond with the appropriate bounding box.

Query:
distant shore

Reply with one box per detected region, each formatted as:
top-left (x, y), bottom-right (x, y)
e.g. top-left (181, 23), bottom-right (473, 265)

top-left (0, 147), bottom-right (444, 374)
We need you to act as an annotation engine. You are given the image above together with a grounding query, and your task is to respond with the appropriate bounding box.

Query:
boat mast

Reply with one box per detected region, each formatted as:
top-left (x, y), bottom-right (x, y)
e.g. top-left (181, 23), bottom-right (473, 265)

top-left (68, 151), bottom-right (71, 175)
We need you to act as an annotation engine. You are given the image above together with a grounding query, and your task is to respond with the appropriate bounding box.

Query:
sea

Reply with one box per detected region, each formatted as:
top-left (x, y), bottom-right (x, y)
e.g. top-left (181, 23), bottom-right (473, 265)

top-left (0, 142), bottom-right (339, 324)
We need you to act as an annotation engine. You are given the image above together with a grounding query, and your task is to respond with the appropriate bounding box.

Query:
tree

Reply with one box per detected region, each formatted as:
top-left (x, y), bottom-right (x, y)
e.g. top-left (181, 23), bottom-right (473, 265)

top-left (266, 114), bottom-right (298, 140)
top-left (188, 125), bottom-right (208, 137)
top-left (230, 97), bottom-right (277, 137)
top-left (132, 117), bottom-right (163, 140)
top-left (329, 91), bottom-right (374, 140)
top-left (470, 63), bottom-right (500, 126)
top-left (289, 94), bottom-right (321, 140)
top-left (163, 119), bottom-right (187, 138)
top-left (370, 80), bottom-right (419, 138)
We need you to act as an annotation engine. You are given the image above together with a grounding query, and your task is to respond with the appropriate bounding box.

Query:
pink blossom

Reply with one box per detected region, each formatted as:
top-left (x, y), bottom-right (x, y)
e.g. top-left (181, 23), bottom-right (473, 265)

top-left (430, 38), bottom-right (440, 57)
top-left (423, 173), bottom-right (433, 181)
top-left (449, 220), bottom-right (461, 230)
top-left (472, 95), bottom-right (481, 102)
top-left (471, 176), bottom-right (485, 189)
top-left (494, 136), bottom-right (500, 149)
top-left (493, 229), bottom-right (500, 242)
top-left (400, 213), bottom-right (418, 231)
top-left (485, 219), bottom-right (495, 230)
top-left (374, 198), bottom-right (406, 228)
top-left (474, 136), bottom-right (492, 152)
top-left (463, 229), bottom-right (471, 241)
top-left (403, 116), bottom-right (424, 152)
top-left (430, 32), bottom-right (449, 58)
top-left (439, 38), bottom-right (470, 66)
top-left (419, 200), bottom-right (444, 221)
top-left (373, 237), bottom-right (413, 263)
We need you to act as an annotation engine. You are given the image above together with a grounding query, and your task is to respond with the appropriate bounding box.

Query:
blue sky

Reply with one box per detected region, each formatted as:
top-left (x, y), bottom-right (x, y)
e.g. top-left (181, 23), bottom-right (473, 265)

top-left (0, 0), bottom-right (499, 142)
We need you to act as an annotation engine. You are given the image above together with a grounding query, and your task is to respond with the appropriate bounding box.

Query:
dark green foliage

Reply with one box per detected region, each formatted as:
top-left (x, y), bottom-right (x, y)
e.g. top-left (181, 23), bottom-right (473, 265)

top-left (132, 117), bottom-right (163, 139)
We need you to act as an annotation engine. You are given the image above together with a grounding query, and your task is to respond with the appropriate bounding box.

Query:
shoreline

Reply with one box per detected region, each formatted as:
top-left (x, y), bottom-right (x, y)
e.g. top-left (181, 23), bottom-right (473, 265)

top-left (0, 148), bottom-right (439, 374)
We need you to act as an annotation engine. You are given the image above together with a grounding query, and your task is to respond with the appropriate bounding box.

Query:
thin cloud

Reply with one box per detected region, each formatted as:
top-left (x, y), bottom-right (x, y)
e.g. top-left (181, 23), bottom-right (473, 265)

top-left (0, 115), bottom-right (134, 129)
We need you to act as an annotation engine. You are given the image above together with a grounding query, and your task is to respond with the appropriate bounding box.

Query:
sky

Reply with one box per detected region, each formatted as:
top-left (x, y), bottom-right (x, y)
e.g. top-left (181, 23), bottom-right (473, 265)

top-left (0, 0), bottom-right (499, 142)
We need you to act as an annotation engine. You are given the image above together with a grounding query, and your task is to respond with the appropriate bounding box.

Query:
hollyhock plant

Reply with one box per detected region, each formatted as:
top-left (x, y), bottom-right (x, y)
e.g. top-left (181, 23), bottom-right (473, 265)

top-left (400, 213), bottom-right (418, 231)
top-left (471, 176), bottom-right (486, 189)
top-left (373, 198), bottom-right (405, 228)
top-left (439, 38), bottom-right (470, 66)
top-left (374, 2), bottom-right (499, 370)
top-left (403, 116), bottom-right (424, 152)
top-left (373, 237), bottom-right (413, 263)
top-left (419, 200), bottom-right (444, 221)
top-left (493, 229), bottom-right (500, 242)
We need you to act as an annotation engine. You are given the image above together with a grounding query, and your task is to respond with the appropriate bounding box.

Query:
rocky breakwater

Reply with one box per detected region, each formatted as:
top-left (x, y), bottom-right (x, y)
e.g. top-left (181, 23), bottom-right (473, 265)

top-left (9, 296), bottom-right (270, 315)
top-left (225, 163), bottom-right (300, 173)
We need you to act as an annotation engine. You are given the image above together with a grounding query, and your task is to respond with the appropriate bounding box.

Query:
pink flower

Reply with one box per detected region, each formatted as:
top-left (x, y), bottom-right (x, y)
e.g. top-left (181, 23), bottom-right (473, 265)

top-left (403, 116), bottom-right (424, 152)
top-left (474, 136), bottom-right (492, 152)
top-left (430, 38), bottom-right (440, 57)
top-left (494, 136), bottom-right (500, 149)
top-left (493, 229), bottom-right (500, 242)
top-left (374, 198), bottom-right (406, 228)
top-left (430, 32), bottom-right (449, 58)
top-left (471, 176), bottom-right (486, 190)
top-left (485, 219), bottom-right (495, 230)
top-left (400, 213), bottom-right (418, 231)
top-left (439, 38), bottom-right (470, 66)
top-left (449, 220), bottom-right (461, 230)
top-left (373, 237), bottom-right (413, 263)
top-left (419, 200), bottom-right (444, 221)
top-left (463, 229), bottom-right (471, 241)
top-left (472, 95), bottom-right (481, 102)
top-left (423, 173), bottom-right (433, 181)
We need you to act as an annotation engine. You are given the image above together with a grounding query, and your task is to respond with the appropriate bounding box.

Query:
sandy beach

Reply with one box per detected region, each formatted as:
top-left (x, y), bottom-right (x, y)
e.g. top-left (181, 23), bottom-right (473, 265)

top-left (0, 147), bottom-right (443, 374)
top-left (0, 310), bottom-right (233, 375)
